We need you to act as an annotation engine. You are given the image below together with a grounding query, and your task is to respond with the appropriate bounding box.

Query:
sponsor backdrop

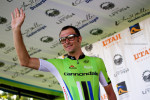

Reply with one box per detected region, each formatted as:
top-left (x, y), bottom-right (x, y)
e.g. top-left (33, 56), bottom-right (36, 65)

top-left (0, 0), bottom-right (150, 99)
top-left (82, 17), bottom-right (150, 100)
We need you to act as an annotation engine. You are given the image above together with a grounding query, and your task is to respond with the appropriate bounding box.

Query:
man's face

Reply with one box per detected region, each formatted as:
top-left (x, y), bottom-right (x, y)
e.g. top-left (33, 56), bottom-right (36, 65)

top-left (59, 28), bottom-right (82, 54)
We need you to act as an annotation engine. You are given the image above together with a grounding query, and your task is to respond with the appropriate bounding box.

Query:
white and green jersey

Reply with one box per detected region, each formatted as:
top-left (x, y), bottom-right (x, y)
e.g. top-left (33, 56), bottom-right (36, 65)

top-left (39, 54), bottom-right (111, 100)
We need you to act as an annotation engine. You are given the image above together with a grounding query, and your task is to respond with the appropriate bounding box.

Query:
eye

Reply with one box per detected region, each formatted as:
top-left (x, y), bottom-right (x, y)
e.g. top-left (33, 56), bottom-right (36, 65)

top-left (68, 35), bottom-right (75, 40)
top-left (59, 37), bottom-right (66, 43)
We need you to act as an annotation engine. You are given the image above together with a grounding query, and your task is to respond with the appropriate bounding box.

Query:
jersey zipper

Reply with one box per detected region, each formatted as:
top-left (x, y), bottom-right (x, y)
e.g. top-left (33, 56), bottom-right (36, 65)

top-left (77, 60), bottom-right (79, 64)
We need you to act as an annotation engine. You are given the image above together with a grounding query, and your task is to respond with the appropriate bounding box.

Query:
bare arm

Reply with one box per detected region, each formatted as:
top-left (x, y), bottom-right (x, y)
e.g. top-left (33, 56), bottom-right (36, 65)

top-left (104, 83), bottom-right (117, 100)
top-left (11, 8), bottom-right (39, 70)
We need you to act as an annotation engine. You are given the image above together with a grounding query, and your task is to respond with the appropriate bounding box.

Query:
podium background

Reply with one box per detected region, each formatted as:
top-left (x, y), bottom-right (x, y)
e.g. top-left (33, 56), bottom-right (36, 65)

top-left (0, 0), bottom-right (150, 99)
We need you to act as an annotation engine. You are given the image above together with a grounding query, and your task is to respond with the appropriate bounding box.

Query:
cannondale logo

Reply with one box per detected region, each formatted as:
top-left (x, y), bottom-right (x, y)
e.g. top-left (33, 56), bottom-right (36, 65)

top-left (113, 54), bottom-right (123, 65)
top-left (85, 44), bottom-right (93, 52)
top-left (0, 62), bottom-right (5, 67)
top-left (142, 70), bottom-right (150, 82)
top-left (90, 28), bottom-right (103, 35)
top-left (0, 16), bottom-right (7, 24)
top-left (40, 36), bottom-right (53, 43)
top-left (0, 43), bottom-right (6, 48)
top-left (100, 2), bottom-right (115, 10)
top-left (45, 9), bottom-right (60, 17)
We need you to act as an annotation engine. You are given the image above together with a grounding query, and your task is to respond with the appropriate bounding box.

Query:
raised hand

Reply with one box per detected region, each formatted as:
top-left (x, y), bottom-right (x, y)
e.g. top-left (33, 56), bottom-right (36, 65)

top-left (11, 8), bottom-right (25, 30)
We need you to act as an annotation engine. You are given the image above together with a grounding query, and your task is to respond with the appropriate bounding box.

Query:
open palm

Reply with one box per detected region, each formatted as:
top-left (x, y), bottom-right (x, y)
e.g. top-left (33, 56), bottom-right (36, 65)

top-left (11, 8), bottom-right (25, 29)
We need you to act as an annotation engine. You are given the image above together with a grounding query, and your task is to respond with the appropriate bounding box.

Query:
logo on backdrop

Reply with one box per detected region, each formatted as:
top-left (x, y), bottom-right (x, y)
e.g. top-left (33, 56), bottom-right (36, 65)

top-left (72, 0), bottom-right (93, 6)
top-left (114, 54), bottom-right (123, 65)
top-left (85, 44), bottom-right (93, 52)
top-left (22, 22), bottom-right (47, 38)
top-left (113, 54), bottom-right (129, 78)
top-left (0, 43), bottom-right (6, 48)
top-left (142, 87), bottom-right (150, 95)
top-left (20, 0), bottom-right (46, 11)
top-left (90, 28), bottom-right (103, 35)
top-left (115, 8), bottom-right (150, 26)
top-left (133, 47), bottom-right (150, 62)
top-left (45, 9), bottom-right (60, 17)
top-left (40, 36), bottom-right (54, 43)
top-left (40, 57), bottom-right (48, 60)
top-left (58, 49), bottom-right (65, 56)
top-left (142, 70), bottom-right (150, 95)
top-left (30, 0), bottom-right (46, 10)
top-left (109, 6), bottom-right (130, 17)
top-left (101, 93), bottom-right (108, 100)
top-left (12, 68), bottom-right (33, 78)
top-left (129, 23), bottom-right (142, 35)
top-left (70, 14), bottom-right (99, 30)
top-left (0, 16), bottom-right (7, 24)
top-left (100, 2), bottom-right (115, 10)
top-left (0, 62), bottom-right (5, 67)
top-left (33, 74), bottom-right (44, 78)
top-left (81, 42), bottom-right (89, 47)
top-left (12, 47), bottom-right (41, 61)
top-left (3, 63), bottom-right (17, 72)
top-left (0, 43), bottom-right (15, 54)
top-left (142, 70), bottom-right (150, 82)
top-left (116, 81), bottom-right (128, 95)
top-left (100, 31), bottom-right (116, 40)
top-left (6, 0), bottom-right (13, 2)
top-left (45, 8), bottom-right (75, 24)
top-left (102, 33), bottom-right (121, 48)
top-left (4, 47), bottom-right (15, 54)
top-left (50, 41), bottom-right (61, 49)
top-left (56, 13), bottom-right (75, 24)
top-left (114, 68), bottom-right (129, 77)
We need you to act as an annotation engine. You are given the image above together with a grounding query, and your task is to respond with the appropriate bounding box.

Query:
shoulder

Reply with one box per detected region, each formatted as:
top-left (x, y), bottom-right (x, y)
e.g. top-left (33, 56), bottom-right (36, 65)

top-left (85, 56), bottom-right (105, 68)
top-left (46, 58), bottom-right (63, 61)
top-left (85, 55), bottom-right (103, 62)
top-left (46, 58), bottom-right (64, 65)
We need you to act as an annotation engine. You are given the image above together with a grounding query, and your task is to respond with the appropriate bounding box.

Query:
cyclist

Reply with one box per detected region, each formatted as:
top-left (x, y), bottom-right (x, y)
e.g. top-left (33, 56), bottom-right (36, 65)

top-left (11, 8), bottom-right (117, 100)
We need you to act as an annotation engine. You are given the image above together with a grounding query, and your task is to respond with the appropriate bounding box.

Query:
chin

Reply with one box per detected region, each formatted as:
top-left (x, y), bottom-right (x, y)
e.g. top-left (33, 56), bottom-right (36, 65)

top-left (67, 49), bottom-right (75, 54)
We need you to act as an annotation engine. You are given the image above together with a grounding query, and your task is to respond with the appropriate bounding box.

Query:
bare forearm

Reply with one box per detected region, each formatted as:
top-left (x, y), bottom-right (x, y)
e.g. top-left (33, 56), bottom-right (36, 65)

top-left (13, 27), bottom-right (30, 66)
top-left (104, 83), bottom-right (117, 100)
top-left (108, 93), bottom-right (117, 100)
top-left (11, 8), bottom-right (40, 69)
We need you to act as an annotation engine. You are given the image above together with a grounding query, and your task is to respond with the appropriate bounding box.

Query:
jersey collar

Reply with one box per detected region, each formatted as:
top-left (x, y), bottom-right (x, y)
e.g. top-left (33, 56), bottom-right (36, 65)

top-left (67, 53), bottom-right (85, 60)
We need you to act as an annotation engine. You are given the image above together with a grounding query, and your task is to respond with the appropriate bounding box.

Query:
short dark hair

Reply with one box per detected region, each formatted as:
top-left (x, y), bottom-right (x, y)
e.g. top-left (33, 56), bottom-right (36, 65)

top-left (59, 25), bottom-right (81, 36)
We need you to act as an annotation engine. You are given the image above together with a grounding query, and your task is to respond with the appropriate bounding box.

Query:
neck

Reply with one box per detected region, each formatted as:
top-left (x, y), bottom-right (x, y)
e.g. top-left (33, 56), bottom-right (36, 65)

top-left (68, 49), bottom-right (83, 60)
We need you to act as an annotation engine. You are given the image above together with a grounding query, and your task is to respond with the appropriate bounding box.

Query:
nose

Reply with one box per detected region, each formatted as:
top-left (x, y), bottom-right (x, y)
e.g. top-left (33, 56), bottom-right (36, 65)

top-left (65, 38), bottom-right (70, 44)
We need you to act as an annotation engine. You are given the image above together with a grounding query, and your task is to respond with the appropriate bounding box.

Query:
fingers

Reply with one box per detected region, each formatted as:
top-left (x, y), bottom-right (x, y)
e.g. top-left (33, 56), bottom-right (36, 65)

top-left (20, 8), bottom-right (23, 16)
top-left (20, 8), bottom-right (25, 17)
top-left (12, 8), bottom-right (25, 18)
top-left (15, 8), bottom-right (22, 17)
top-left (15, 8), bottom-right (20, 17)
top-left (11, 12), bottom-right (14, 20)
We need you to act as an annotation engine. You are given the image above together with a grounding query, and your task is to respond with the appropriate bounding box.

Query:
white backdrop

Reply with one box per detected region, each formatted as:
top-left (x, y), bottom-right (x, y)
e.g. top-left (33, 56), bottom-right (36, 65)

top-left (82, 17), bottom-right (150, 100)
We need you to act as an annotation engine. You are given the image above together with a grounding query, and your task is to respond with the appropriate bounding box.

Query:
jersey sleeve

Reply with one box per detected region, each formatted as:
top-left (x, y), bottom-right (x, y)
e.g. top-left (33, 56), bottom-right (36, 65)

top-left (39, 59), bottom-right (56, 72)
top-left (98, 58), bottom-right (111, 87)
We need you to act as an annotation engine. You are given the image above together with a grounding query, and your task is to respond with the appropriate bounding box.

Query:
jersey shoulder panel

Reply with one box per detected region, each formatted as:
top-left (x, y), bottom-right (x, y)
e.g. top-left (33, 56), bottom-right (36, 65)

top-left (47, 58), bottom-right (63, 64)
top-left (87, 56), bottom-right (111, 85)
top-left (85, 56), bottom-right (104, 69)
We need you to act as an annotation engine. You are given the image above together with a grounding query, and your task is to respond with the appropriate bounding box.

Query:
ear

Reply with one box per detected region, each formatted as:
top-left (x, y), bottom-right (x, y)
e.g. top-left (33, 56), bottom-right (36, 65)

top-left (78, 36), bottom-right (82, 43)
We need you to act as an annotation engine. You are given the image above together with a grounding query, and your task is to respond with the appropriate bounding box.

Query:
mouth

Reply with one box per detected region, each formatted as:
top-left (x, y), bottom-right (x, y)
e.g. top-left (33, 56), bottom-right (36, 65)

top-left (66, 44), bottom-right (73, 48)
